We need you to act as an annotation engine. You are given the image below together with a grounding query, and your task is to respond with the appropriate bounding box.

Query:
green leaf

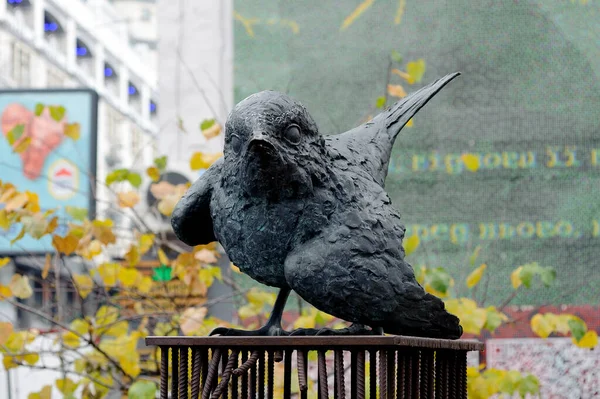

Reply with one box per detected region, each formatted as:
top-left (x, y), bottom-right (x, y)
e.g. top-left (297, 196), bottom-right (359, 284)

top-left (429, 267), bottom-right (451, 294)
top-left (65, 206), bottom-right (88, 222)
top-left (126, 172), bottom-right (142, 188)
top-left (34, 103), bottom-right (44, 116)
top-left (152, 265), bottom-right (172, 282)
top-left (49, 105), bottom-right (66, 121)
top-left (540, 267), bottom-right (556, 287)
top-left (200, 118), bottom-right (216, 131)
top-left (469, 245), bottom-right (481, 266)
top-left (153, 156), bottom-right (168, 171)
top-left (517, 374), bottom-right (540, 397)
top-left (518, 263), bottom-right (540, 289)
top-left (568, 319), bottom-right (587, 342)
top-left (375, 96), bottom-right (386, 109)
top-left (128, 380), bottom-right (157, 399)
top-left (106, 168), bottom-right (129, 186)
top-left (7, 124), bottom-right (25, 145)
top-left (390, 50), bottom-right (403, 63)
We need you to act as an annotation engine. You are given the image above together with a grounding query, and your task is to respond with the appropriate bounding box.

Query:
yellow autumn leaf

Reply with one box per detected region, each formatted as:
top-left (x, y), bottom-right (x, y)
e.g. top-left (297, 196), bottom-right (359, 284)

top-left (511, 266), bottom-right (523, 289)
top-left (0, 257), bottom-right (10, 268)
top-left (80, 239), bottom-right (102, 260)
top-left (340, 0), bottom-right (375, 30)
top-left (394, 0), bottom-right (406, 24)
top-left (118, 267), bottom-right (139, 287)
top-left (146, 166), bottom-right (161, 182)
top-left (64, 123), bottom-right (81, 140)
top-left (461, 153), bottom-right (480, 172)
top-left (117, 191), bottom-right (140, 208)
top-left (231, 263), bottom-right (241, 273)
top-left (3, 356), bottom-right (17, 369)
top-left (387, 84), bottom-right (407, 98)
top-left (405, 118), bottom-right (414, 127)
top-left (531, 313), bottom-right (554, 339)
top-left (238, 304), bottom-right (260, 320)
top-left (202, 123), bottom-right (222, 139)
top-left (62, 331), bottom-right (80, 348)
top-left (0, 285), bottom-right (12, 299)
top-left (247, 288), bottom-right (277, 307)
top-left (405, 59), bottom-right (426, 84)
top-left (0, 210), bottom-right (10, 229)
top-left (103, 320), bottom-right (129, 338)
top-left (22, 352), bottom-right (39, 365)
top-left (13, 136), bottom-right (31, 153)
top-left (180, 307), bottom-right (208, 335)
top-left (554, 314), bottom-right (574, 335)
top-left (573, 330), bottom-right (598, 348)
top-left (425, 283), bottom-right (449, 299)
top-left (52, 234), bottom-right (80, 255)
top-left (190, 152), bottom-right (223, 170)
top-left (24, 191), bottom-right (40, 212)
top-left (91, 219), bottom-right (116, 245)
top-left (5, 192), bottom-right (28, 211)
top-left (125, 244), bottom-right (140, 267)
top-left (42, 254), bottom-right (51, 279)
top-left (137, 276), bottom-right (153, 293)
top-left (70, 318), bottom-right (90, 336)
top-left (294, 315), bottom-right (316, 329)
top-left (56, 377), bottom-right (79, 395)
top-left (45, 216), bottom-right (58, 234)
top-left (392, 68), bottom-right (411, 81)
top-left (403, 235), bottom-right (420, 256)
top-left (0, 322), bottom-right (14, 345)
top-left (9, 274), bottom-right (33, 299)
top-left (466, 264), bottom-right (487, 288)
top-left (138, 233), bottom-right (155, 254)
top-left (73, 274), bottom-right (94, 299)
top-left (98, 262), bottom-right (121, 286)
top-left (158, 248), bottom-right (169, 265)
top-left (95, 306), bottom-right (119, 327)
top-left (28, 385), bottom-right (52, 399)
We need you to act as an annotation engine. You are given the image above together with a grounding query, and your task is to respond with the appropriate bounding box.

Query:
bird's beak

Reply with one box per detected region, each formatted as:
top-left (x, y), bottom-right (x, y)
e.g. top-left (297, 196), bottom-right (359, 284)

top-left (247, 132), bottom-right (275, 153)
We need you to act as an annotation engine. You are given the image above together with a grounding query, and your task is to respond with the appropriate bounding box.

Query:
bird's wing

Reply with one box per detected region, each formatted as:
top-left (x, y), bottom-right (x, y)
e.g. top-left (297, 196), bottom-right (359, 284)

top-left (171, 157), bottom-right (223, 246)
top-left (327, 73), bottom-right (460, 186)
top-left (284, 179), bottom-right (461, 338)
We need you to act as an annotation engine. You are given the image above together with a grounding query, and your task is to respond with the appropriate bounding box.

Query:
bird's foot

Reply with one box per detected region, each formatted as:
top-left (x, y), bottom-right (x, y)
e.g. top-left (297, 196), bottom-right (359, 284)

top-left (209, 324), bottom-right (289, 337)
top-left (289, 323), bottom-right (383, 336)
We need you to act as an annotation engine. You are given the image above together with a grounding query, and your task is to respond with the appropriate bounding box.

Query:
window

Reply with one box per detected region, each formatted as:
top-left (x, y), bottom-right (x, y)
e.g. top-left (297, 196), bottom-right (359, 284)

top-left (47, 67), bottom-right (65, 87)
top-left (11, 41), bottom-right (31, 86)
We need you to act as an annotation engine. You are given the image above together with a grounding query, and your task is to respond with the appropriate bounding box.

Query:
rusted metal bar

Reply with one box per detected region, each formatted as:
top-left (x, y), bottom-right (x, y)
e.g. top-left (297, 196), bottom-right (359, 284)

top-left (160, 347), bottom-right (169, 399)
top-left (212, 350), bottom-right (239, 399)
top-left (435, 350), bottom-right (449, 399)
top-left (318, 350), bottom-right (328, 399)
top-left (369, 350), bottom-right (376, 399)
top-left (387, 350), bottom-right (395, 399)
top-left (283, 349), bottom-right (292, 399)
top-left (411, 349), bottom-right (420, 398)
top-left (405, 350), bottom-right (413, 399)
top-left (258, 350), bottom-right (265, 399)
top-left (335, 349), bottom-right (345, 399)
top-left (396, 350), bottom-right (405, 399)
top-left (202, 348), bottom-right (221, 399)
top-left (298, 350), bottom-right (308, 399)
top-left (378, 350), bottom-right (386, 399)
top-left (350, 350), bottom-right (358, 399)
top-left (268, 350), bottom-right (275, 399)
top-left (201, 349), bottom-right (209, 395)
top-left (240, 351), bottom-right (248, 399)
top-left (356, 350), bottom-right (365, 399)
top-left (249, 355), bottom-right (257, 399)
top-left (191, 349), bottom-right (201, 399)
top-left (448, 351), bottom-right (458, 399)
top-left (172, 346), bottom-right (179, 399)
top-left (146, 336), bottom-right (484, 351)
top-left (458, 351), bottom-right (467, 398)
top-left (179, 347), bottom-right (189, 399)
top-left (420, 349), bottom-right (434, 399)
top-left (221, 350), bottom-right (229, 399)
top-left (231, 351), bottom-right (239, 399)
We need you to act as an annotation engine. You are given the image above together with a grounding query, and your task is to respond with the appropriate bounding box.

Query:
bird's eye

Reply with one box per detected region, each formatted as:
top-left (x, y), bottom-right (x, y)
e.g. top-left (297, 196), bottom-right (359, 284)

top-left (230, 134), bottom-right (242, 153)
top-left (284, 125), bottom-right (301, 145)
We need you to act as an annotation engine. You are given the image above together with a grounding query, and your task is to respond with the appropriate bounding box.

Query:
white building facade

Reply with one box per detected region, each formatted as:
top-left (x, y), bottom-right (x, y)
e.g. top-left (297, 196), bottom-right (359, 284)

top-left (0, 0), bottom-right (158, 221)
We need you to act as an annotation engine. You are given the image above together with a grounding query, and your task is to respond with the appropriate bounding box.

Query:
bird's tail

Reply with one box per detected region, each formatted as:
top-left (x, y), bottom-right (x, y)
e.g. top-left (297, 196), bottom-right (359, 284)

top-left (382, 72), bottom-right (461, 145)
top-left (382, 292), bottom-right (463, 339)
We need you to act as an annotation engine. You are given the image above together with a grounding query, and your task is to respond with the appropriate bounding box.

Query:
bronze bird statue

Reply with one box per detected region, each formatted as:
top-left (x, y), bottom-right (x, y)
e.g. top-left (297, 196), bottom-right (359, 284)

top-left (171, 73), bottom-right (462, 339)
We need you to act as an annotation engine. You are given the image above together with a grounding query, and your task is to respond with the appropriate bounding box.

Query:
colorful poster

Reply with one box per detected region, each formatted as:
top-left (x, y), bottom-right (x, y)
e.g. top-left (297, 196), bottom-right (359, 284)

top-left (0, 89), bottom-right (98, 254)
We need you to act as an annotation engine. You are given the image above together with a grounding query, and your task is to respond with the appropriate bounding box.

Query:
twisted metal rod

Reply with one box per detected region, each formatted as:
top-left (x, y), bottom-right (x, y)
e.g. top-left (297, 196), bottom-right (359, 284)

top-left (211, 350), bottom-right (239, 399)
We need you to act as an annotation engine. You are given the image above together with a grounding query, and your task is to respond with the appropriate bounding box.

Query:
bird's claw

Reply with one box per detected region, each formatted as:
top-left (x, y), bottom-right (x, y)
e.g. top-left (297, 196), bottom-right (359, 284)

top-left (289, 323), bottom-right (382, 336)
top-left (209, 325), bottom-right (290, 337)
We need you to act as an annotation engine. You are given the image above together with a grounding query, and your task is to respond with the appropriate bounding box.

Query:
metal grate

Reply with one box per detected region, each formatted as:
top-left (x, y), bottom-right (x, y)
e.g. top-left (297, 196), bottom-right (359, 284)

top-left (146, 336), bottom-right (483, 399)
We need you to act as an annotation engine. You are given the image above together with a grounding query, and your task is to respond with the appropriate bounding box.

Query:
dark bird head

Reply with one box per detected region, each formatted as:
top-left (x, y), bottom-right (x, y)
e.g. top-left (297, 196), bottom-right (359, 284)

top-left (224, 91), bottom-right (326, 199)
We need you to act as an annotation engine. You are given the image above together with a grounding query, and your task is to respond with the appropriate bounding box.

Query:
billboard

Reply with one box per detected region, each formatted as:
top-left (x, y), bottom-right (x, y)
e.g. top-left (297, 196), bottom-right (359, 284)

top-left (0, 89), bottom-right (98, 254)
top-left (233, 0), bottom-right (600, 306)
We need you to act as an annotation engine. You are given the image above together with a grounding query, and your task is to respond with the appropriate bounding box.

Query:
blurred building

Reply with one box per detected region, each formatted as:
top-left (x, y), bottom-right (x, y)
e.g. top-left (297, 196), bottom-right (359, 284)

top-left (0, 0), bottom-right (158, 223)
